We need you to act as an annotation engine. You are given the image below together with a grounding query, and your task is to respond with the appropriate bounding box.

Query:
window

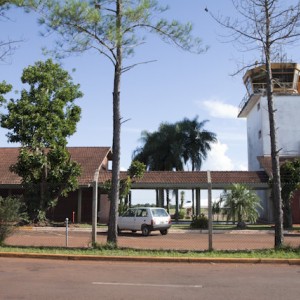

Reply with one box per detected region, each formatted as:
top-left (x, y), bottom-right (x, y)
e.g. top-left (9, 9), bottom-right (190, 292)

top-left (257, 102), bottom-right (260, 110)
top-left (136, 209), bottom-right (148, 217)
top-left (258, 130), bottom-right (262, 139)
top-left (123, 209), bottom-right (135, 217)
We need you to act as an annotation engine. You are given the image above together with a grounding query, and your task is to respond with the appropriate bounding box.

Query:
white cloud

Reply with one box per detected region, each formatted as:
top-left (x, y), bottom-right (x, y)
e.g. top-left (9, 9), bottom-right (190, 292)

top-left (202, 141), bottom-right (234, 171)
top-left (200, 99), bottom-right (239, 119)
top-left (202, 141), bottom-right (247, 171)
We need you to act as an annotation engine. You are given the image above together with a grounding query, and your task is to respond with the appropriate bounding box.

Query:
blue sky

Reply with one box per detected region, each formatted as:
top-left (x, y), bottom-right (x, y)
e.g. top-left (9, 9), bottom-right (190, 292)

top-left (2, 0), bottom-right (300, 203)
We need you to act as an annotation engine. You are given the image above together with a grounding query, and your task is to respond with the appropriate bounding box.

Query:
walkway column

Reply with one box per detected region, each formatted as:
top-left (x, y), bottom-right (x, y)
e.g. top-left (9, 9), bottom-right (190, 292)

top-left (175, 189), bottom-right (179, 222)
top-left (195, 189), bottom-right (201, 216)
top-left (77, 188), bottom-right (82, 223)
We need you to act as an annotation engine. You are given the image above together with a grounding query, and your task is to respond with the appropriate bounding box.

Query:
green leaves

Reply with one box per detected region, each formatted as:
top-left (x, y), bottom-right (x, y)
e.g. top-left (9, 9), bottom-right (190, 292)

top-left (39, 0), bottom-right (206, 63)
top-left (220, 184), bottom-right (262, 225)
top-left (133, 117), bottom-right (217, 171)
top-left (280, 159), bottom-right (300, 229)
top-left (1, 59), bottom-right (82, 148)
top-left (104, 160), bottom-right (145, 202)
top-left (1, 59), bottom-right (82, 223)
top-left (0, 196), bottom-right (28, 244)
top-left (0, 81), bottom-right (12, 106)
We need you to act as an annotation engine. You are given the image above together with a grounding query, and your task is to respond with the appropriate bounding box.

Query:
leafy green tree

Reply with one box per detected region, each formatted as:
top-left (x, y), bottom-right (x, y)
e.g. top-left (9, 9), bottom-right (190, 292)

top-left (0, 81), bottom-right (12, 105)
top-left (0, 196), bottom-right (27, 244)
top-left (35, 0), bottom-right (206, 246)
top-left (104, 160), bottom-right (146, 215)
top-left (280, 159), bottom-right (300, 230)
top-left (0, 59), bottom-right (82, 223)
top-left (220, 184), bottom-right (262, 228)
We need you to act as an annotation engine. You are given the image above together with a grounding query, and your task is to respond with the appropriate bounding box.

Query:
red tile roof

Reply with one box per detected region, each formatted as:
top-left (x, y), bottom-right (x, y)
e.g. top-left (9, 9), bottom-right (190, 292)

top-left (99, 170), bottom-right (269, 189)
top-left (0, 148), bottom-right (21, 185)
top-left (0, 147), bottom-right (270, 189)
top-left (0, 147), bottom-right (112, 186)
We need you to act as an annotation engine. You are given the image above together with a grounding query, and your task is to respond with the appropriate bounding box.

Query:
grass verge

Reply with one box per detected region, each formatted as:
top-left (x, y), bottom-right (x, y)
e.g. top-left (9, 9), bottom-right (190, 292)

top-left (1, 245), bottom-right (300, 259)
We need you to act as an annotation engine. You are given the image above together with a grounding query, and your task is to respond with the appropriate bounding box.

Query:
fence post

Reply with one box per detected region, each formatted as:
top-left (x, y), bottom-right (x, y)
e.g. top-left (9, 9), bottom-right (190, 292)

top-left (207, 171), bottom-right (213, 251)
top-left (92, 168), bottom-right (100, 246)
top-left (65, 217), bottom-right (69, 247)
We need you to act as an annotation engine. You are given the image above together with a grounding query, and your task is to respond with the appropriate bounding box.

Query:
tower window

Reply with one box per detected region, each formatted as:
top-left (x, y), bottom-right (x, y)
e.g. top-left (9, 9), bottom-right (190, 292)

top-left (257, 103), bottom-right (260, 110)
top-left (258, 130), bottom-right (262, 139)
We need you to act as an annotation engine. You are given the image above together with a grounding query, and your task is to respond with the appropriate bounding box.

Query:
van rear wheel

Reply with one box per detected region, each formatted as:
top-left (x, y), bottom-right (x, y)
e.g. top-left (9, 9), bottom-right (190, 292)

top-left (160, 229), bottom-right (168, 235)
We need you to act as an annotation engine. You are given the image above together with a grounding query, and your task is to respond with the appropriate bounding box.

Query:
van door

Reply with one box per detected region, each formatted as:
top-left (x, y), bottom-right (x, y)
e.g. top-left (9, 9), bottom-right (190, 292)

top-left (134, 208), bottom-right (149, 230)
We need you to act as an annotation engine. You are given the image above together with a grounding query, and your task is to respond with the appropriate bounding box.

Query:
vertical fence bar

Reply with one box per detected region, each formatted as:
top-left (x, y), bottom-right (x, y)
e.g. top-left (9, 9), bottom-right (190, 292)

top-left (207, 171), bottom-right (213, 251)
top-left (65, 218), bottom-right (69, 247)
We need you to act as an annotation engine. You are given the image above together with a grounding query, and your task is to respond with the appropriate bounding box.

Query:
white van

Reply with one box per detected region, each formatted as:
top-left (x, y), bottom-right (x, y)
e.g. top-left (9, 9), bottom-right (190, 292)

top-left (118, 207), bottom-right (172, 236)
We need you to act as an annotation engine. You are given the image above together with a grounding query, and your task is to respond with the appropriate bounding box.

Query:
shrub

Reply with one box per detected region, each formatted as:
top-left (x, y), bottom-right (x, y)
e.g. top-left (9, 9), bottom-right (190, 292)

top-left (0, 196), bottom-right (27, 244)
top-left (190, 214), bottom-right (208, 229)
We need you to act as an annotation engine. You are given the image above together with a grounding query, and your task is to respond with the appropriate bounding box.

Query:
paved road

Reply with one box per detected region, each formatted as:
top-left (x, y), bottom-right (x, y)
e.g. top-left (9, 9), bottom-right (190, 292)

top-left (5, 228), bottom-right (300, 250)
top-left (0, 257), bottom-right (300, 300)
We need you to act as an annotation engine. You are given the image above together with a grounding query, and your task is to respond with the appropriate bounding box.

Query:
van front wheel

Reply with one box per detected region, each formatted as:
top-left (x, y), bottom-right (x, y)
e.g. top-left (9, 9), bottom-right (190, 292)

top-left (141, 225), bottom-right (150, 236)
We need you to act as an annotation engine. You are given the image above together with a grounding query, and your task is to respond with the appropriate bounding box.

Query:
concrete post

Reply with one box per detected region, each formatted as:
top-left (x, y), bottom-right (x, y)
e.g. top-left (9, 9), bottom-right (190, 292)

top-left (92, 168), bottom-right (100, 245)
top-left (207, 170), bottom-right (213, 251)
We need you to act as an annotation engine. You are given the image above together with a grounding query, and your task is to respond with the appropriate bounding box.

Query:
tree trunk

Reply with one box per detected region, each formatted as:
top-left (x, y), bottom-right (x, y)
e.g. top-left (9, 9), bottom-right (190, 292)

top-left (264, 6), bottom-right (284, 247)
top-left (157, 188), bottom-right (164, 207)
top-left (107, 0), bottom-right (122, 246)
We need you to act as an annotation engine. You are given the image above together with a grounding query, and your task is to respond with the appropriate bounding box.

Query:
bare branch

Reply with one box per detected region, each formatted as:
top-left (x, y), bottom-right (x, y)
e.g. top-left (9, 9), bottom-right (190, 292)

top-left (121, 59), bottom-right (157, 73)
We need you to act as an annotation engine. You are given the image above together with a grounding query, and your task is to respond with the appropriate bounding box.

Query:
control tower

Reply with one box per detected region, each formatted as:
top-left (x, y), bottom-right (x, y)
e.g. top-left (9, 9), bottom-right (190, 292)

top-left (238, 63), bottom-right (300, 171)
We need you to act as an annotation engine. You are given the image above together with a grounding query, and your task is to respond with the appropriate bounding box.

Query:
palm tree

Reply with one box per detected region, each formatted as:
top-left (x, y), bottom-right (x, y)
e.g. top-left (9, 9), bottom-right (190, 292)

top-left (220, 184), bottom-right (262, 227)
top-left (133, 117), bottom-right (217, 209)
top-left (133, 117), bottom-right (217, 171)
top-left (178, 117), bottom-right (217, 171)
top-left (133, 123), bottom-right (183, 171)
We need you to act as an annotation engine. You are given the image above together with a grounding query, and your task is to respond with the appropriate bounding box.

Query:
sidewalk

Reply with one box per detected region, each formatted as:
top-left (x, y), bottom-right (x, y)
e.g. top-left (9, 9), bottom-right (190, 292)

top-left (1, 250), bottom-right (300, 265)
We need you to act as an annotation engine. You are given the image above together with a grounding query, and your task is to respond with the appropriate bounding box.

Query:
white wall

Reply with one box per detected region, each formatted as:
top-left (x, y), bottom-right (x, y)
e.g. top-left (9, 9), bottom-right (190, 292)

top-left (247, 95), bottom-right (300, 171)
top-left (247, 99), bottom-right (264, 170)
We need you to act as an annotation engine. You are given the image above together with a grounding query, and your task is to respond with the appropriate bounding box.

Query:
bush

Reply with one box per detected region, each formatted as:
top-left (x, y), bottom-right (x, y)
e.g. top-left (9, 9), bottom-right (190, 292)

top-left (190, 214), bottom-right (208, 229)
top-left (0, 196), bottom-right (27, 244)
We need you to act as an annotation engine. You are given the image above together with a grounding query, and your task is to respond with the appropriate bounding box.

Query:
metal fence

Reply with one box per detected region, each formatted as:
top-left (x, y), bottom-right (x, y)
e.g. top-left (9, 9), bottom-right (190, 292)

top-left (4, 220), bottom-right (300, 251)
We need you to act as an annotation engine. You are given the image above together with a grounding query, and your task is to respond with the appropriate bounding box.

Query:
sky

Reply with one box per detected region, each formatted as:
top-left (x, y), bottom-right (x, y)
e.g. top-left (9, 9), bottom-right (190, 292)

top-left (2, 0), bottom-right (300, 204)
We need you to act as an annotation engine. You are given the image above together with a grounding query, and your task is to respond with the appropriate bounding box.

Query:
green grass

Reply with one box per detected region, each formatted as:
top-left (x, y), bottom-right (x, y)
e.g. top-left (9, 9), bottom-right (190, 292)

top-left (1, 245), bottom-right (300, 259)
top-left (171, 223), bottom-right (300, 231)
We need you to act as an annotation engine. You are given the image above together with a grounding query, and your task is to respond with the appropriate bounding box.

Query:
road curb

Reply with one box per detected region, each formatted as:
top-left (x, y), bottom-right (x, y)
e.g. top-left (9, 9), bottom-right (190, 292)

top-left (1, 252), bottom-right (300, 265)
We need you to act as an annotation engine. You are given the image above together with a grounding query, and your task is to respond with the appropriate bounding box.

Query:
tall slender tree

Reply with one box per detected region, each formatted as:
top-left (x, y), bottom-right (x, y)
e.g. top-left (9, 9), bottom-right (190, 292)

top-left (37, 0), bottom-right (206, 246)
top-left (206, 0), bottom-right (300, 248)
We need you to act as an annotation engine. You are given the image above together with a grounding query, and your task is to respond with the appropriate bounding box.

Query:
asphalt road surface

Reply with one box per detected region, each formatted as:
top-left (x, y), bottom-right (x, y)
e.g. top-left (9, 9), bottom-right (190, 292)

top-left (0, 257), bottom-right (300, 300)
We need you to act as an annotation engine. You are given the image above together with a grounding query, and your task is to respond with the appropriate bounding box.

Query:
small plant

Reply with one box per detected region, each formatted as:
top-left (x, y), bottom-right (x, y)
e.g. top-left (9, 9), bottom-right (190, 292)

top-left (190, 214), bottom-right (208, 229)
top-left (0, 196), bottom-right (27, 244)
top-left (178, 209), bottom-right (185, 219)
